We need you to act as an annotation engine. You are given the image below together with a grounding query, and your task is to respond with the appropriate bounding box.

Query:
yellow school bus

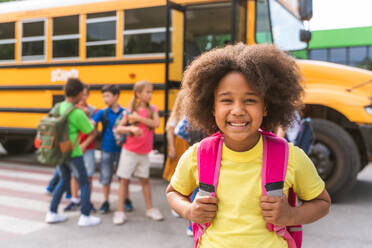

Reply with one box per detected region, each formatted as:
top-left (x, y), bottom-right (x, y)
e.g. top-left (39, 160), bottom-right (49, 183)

top-left (0, 0), bottom-right (371, 198)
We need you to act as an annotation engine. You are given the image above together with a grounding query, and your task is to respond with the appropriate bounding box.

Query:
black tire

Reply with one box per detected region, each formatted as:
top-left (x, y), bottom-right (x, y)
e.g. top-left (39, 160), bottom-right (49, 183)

top-left (309, 119), bottom-right (360, 200)
top-left (2, 139), bottom-right (34, 155)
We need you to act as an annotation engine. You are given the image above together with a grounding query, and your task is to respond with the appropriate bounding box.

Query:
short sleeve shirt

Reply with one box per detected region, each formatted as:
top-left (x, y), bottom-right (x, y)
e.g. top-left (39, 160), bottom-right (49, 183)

top-left (92, 106), bottom-right (123, 153)
top-left (171, 135), bottom-right (325, 248)
top-left (123, 105), bottom-right (158, 154)
top-left (59, 101), bottom-right (94, 157)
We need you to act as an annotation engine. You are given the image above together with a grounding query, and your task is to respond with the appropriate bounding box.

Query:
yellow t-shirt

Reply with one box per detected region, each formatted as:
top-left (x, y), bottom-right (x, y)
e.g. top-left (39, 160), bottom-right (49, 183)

top-left (170, 135), bottom-right (325, 248)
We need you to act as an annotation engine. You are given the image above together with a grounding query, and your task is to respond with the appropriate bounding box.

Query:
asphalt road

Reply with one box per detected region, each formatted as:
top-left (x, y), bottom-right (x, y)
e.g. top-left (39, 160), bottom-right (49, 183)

top-left (0, 145), bottom-right (371, 248)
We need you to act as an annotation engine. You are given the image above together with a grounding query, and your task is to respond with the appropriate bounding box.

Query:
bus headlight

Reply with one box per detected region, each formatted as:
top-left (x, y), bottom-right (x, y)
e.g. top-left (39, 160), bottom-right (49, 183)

top-left (366, 104), bottom-right (372, 115)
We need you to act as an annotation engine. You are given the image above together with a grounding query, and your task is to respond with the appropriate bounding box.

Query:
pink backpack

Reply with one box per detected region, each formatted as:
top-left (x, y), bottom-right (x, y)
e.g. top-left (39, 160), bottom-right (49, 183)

top-left (192, 131), bottom-right (302, 248)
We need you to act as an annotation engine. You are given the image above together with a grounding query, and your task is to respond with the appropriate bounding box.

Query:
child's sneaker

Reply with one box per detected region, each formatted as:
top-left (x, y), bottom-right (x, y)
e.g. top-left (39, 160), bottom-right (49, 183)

top-left (171, 209), bottom-right (180, 218)
top-left (112, 211), bottom-right (127, 225)
top-left (78, 215), bottom-right (101, 227)
top-left (146, 208), bottom-right (164, 221)
top-left (45, 187), bottom-right (52, 195)
top-left (64, 201), bottom-right (80, 212)
top-left (45, 211), bottom-right (67, 224)
top-left (65, 193), bottom-right (72, 200)
top-left (99, 201), bottom-right (110, 214)
top-left (186, 225), bottom-right (193, 237)
top-left (90, 202), bottom-right (96, 213)
top-left (124, 198), bottom-right (133, 212)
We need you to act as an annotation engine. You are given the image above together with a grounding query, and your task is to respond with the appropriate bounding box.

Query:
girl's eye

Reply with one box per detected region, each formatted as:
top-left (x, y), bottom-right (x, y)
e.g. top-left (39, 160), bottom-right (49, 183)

top-left (220, 99), bottom-right (232, 103)
top-left (245, 98), bottom-right (257, 104)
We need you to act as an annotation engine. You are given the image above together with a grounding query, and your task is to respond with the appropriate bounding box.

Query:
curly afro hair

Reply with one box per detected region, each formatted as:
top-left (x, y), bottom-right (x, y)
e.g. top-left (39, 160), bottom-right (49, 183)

top-left (182, 43), bottom-right (304, 134)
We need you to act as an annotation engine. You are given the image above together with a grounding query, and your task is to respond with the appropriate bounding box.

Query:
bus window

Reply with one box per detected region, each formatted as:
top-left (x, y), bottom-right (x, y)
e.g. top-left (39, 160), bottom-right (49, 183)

top-left (21, 19), bottom-right (46, 61)
top-left (349, 46), bottom-right (367, 67)
top-left (86, 11), bottom-right (116, 58)
top-left (0, 22), bottom-right (15, 62)
top-left (184, 2), bottom-right (234, 65)
top-left (123, 6), bottom-right (167, 56)
top-left (329, 47), bottom-right (347, 65)
top-left (52, 15), bottom-right (79, 59)
top-left (255, 0), bottom-right (272, 44)
top-left (309, 49), bottom-right (328, 61)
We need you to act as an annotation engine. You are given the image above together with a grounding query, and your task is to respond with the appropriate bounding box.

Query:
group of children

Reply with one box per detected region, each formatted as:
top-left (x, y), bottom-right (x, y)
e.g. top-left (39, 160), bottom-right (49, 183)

top-left (45, 78), bottom-right (163, 227)
top-left (44, 43), bottom-right (330, 247)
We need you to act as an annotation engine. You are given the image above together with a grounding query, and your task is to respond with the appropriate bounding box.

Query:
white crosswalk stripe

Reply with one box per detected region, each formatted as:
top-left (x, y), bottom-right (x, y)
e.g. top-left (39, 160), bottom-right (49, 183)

top-left (0, 163), bottom-right (142, 241)
top-left (0, 195), bottom-right (50, 212)
top-left (0, 165), bottom-right (143, 192)
top-left (0, 215), bottom-right (47, 235)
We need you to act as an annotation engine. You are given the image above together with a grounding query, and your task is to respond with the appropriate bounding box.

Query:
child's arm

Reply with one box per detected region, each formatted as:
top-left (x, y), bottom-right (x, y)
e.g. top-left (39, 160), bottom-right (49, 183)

top-left (167, 126), bottom-right (176, 160)
top-left (115, 125), bottom-right (143, 136)
top-left (260, 189), bottom-right (331, 226)
top-left (114, 114), bottom-right (143, 136)
top-left (80, 128), bottom-right (97, 153)
top-left (166, 185), bottom-right (218, 224)
top-left (128, 111), bottom-right (160, 129)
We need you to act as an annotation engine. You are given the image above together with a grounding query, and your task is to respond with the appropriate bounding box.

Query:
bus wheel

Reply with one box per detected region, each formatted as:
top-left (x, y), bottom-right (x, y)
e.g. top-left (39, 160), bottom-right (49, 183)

top-left (309, 119), bottom-right (360, 201)
top-left (2, 139), bottom-right (34, 155)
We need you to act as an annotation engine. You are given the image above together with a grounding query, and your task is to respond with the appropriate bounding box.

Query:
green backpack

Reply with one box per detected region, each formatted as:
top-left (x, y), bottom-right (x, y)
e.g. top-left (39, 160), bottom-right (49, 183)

top-left (36, 102), bottom-right (78, 166)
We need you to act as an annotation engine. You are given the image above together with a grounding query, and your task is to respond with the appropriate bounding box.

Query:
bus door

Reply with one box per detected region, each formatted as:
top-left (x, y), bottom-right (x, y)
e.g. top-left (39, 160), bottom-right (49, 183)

top-left (164, 1), bottom-right (185, 157)
top-left (183, 0), bottom-right (247, 67)
top-left (164, 0), bottom-right (247, 149)
top-left (165, 0), bottom-right (247, 114)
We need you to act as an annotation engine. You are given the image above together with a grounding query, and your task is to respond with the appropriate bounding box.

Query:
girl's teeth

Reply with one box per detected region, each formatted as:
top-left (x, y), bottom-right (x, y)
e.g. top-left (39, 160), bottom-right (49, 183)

top-left (230, 123), bottom-right (246, 127)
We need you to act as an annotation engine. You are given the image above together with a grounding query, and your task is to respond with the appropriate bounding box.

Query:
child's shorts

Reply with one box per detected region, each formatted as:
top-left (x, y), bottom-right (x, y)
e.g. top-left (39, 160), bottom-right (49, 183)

top-left (117, 149), bottom-right (150, 179)
top-left (83, 149), bottom-right (96, 177)
top-left (71, 149), bottom-right (95, 178)
top-left (100, 151), bottom-right (120, 185)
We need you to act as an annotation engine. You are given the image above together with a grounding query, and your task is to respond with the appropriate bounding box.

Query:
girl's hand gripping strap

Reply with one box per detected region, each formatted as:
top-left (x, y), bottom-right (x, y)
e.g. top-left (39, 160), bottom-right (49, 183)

top-left (192, 133), bottom-right (224, 248)
top-left (261, 131), bottom-right (300, 248)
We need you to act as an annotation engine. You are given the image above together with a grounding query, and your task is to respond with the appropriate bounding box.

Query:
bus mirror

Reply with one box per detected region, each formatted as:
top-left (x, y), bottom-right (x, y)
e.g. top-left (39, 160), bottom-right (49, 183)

top-left (299, 0), bottom-right (313, 21)
top-left (300, 29), bottom-right (312, 43)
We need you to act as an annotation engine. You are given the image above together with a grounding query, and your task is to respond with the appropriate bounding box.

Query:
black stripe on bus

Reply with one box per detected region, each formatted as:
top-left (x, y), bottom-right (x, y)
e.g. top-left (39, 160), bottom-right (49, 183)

top-left (0, 82), bottom-right (181, 91)
top-left (0, 84), bottom-right (164, 91)
top-left (0, 108), bottom-right (50, 113)
top-left (0, 127), bottom-right (36, 135)
top-left (0, 108), bottom-right (165, 117)
top-left (0, 58), bottom-right (171, 69)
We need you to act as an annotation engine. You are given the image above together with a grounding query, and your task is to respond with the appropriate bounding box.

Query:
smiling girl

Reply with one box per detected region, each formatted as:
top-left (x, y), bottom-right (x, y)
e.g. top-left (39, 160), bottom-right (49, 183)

top-left (166, 43), bottom-right (331, 247)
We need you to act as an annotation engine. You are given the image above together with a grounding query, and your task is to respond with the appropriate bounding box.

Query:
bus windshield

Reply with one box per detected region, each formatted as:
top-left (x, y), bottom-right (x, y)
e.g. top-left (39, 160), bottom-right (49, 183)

top-left (269, 0), bottom-right (307, 51)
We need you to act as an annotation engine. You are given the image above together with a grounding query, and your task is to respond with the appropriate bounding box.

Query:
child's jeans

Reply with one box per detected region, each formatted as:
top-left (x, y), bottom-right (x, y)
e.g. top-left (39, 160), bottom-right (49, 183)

top-left (47, 166), bottom-right (71, 196)
top-left (50, 156), bottom-right (91, 216)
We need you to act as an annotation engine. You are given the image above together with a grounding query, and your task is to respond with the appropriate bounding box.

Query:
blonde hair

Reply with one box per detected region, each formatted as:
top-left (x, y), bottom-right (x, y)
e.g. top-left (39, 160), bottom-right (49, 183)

top-left (129, 80), bottom-right (154, 119)
top-left (166, 89), bottom-right (186, 132)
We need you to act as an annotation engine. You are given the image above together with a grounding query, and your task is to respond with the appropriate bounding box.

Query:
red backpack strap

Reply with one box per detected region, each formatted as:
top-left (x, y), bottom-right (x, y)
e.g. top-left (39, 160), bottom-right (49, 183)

top-left (261, 131), bottom-right (301, 248)
top-left (192, 132), bottom-right (224, 248)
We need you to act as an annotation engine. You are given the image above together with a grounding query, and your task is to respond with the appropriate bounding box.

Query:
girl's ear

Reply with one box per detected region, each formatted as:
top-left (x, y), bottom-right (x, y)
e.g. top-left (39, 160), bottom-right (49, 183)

top-left (263, 106), bottom-right (268, 117)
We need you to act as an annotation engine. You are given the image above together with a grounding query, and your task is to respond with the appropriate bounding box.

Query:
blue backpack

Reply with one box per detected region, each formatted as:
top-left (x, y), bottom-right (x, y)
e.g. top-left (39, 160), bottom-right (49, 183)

top-left (289, 118), bottom-right (313, 155)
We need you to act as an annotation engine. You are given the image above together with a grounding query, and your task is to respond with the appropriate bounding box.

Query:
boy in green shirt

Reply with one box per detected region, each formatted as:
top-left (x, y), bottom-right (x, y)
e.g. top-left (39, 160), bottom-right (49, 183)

top-left (45, 78), bottom-right (101, 227)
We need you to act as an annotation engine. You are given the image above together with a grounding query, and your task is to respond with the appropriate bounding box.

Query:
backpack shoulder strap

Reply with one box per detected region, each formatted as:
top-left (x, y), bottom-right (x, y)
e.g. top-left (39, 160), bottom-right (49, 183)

top-left (49, 102), bottom-right (61, 116)
top-left (192, 132), bottom-right (223, 248)
top-left (102, 108), bottom-right (109, 131)
top-left (261, 131), bottom-right (300, 248)
top-left (197, 132), bottom-right (224, 195)
top-left (261, 131), bottom-right (289, 196)
top-left (63, 103), bottom-right (76, 118)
